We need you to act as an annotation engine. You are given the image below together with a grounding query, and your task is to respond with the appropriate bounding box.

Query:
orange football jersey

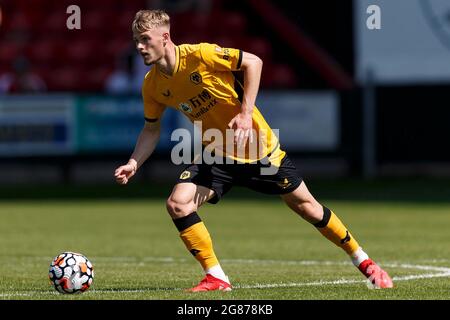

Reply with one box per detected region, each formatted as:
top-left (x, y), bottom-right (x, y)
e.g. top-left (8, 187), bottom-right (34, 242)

top-left (141, 42), bottom-right (285, 165)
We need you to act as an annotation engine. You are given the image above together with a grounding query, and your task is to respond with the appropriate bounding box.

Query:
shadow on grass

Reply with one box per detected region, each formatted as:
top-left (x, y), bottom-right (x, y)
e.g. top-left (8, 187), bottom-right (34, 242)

top-left (1, 178), bottom-right (450, 204)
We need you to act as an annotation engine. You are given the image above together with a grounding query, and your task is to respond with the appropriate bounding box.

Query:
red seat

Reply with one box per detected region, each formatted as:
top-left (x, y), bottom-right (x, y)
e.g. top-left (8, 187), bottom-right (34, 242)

top-left (83, 11), bottom-right (105, 33)
top-left (46, 66), bottom-right (112, 92)
top-left (83, 10), bottom-right (116, 34)
top-left (106, 37), bottom-right (133, 59)
top-left (261, 63), bottom-right (299, 89)
top-left (94, 0), bottom-right (123, 9)
top-left (136, 10), bottom-right (246, 42)
top-left (87, 66), bottom-right (113, 91)
top-left (41, 12), bottom-right (67, 33)
top-left (172, 12), bottom-right (212, 41)
top-left (64, 38), bottom-right (95, 63)
top-left (117, 0), bottom-right (145, 11)
top-left (26, 40), bottom-right (62, 64)
top-left (5, 12), bottom-right (33, 31)
top-left (117, 10), bottom-right (138, 33)
top-left (47, 67), bottom-right (82, 91)
top-left (49, 0), bottom-right (83, 10)
top-left (212, 11), bottom-right (247, 37)
top-left (243, 37), bottom-right (272, 63)
top-left (0, 41), bottom-right (24, 64)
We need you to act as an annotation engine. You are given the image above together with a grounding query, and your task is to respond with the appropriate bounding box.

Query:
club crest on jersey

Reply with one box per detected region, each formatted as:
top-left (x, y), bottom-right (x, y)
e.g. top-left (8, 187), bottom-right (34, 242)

top-left (180, 171), bottom-right (191, 180)
top-left (178, 102), bottom-right (192, 113)
top-left (190, 72), bottom-right (202, 85)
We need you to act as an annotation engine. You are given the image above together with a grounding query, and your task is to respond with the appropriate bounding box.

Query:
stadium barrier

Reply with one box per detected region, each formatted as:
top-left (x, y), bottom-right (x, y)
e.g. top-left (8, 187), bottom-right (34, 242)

top-left (1, 86), bottom-right (448, 184)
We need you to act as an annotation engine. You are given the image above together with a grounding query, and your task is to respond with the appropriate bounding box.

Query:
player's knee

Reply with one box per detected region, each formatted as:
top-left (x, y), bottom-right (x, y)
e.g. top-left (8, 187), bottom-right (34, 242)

top-left (297, 200), bottom-right (323, 222)
top-left (166, 197), bottom-right (195, 219)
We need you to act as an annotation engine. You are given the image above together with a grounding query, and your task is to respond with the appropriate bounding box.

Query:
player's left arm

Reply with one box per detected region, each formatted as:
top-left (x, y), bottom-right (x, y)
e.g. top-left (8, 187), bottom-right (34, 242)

top-left (228, 51), bottom-right (263, 147)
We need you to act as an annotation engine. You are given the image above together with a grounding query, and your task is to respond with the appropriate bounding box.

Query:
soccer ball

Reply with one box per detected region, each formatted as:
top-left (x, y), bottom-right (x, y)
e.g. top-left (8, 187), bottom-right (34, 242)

top-left (48, 252), bottom-right (94, 294)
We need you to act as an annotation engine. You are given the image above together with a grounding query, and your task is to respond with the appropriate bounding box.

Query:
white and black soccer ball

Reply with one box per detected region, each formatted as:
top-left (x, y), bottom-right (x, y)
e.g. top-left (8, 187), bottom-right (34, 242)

top-left (48, 252), bottom-right (94, 294)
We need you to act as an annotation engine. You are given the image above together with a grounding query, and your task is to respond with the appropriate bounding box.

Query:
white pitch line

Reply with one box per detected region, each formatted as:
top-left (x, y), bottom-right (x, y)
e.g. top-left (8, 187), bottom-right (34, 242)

top-left (384, 263), bottom-right (450, 273)
top-left (17, 256), bottom-right (450, 272)
top-left (236, 271), bottom-right (450, 289)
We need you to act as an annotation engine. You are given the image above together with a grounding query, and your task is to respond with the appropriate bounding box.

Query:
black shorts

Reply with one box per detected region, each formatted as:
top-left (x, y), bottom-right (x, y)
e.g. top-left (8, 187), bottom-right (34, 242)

top-left (175, 154), bottom-right (302, 204)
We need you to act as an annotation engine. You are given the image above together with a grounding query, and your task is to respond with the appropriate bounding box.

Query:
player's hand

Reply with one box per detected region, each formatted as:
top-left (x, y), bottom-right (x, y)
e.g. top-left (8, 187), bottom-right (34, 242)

top-left (114, 161), bottom-right (137, 185)
top-left (228, 112), bottom-right (253, 148)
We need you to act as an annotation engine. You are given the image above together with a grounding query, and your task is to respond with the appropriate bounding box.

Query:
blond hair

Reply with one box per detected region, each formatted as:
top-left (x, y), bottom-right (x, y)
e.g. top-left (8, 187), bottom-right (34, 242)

top-left (132, 10), bottom-right (170, 33)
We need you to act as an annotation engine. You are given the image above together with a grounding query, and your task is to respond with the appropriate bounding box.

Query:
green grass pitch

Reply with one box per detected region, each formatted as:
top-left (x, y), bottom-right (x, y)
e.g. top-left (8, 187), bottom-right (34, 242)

top-left (0, 180), bottom-right (449, 300)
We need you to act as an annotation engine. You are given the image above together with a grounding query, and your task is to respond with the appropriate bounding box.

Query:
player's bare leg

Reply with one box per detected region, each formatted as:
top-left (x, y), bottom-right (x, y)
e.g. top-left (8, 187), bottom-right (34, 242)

top-left (166, 183), bottom-right (231, 292)
top-left (166, 183), bottom-right (213, 219)
top-left (281, 181), bottom-right (393, 289)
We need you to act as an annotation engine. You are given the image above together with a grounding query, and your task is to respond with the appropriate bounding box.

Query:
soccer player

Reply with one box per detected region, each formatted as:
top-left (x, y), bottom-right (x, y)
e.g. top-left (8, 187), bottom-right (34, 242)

top-left (114, 10), bottom-right (394, 291)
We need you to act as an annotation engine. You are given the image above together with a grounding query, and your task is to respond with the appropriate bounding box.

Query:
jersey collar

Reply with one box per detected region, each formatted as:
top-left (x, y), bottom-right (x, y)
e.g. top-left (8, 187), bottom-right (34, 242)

top-left (173, 45), bottom-right (180, 75)
top-left (158, 45), bottom-right (180, 78)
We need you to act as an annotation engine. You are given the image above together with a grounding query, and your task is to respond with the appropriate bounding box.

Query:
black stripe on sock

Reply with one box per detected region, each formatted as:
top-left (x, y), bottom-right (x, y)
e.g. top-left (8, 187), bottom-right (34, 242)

top-left (173, 212), bottom-right (202, 232)
top-left (144, 117), bottom-right (158, 123)
top-left (314, 206), bottom-right (332, 228)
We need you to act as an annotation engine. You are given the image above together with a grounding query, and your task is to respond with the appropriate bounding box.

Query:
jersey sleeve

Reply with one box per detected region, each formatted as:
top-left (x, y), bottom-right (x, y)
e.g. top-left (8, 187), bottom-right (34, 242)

top-left (200, 42), bottom-right (243, 71)
top-left (142, 80), bottom-right (166, 122)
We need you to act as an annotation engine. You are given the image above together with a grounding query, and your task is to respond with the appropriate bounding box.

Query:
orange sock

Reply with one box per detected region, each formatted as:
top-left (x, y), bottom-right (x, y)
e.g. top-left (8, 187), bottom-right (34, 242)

top-left (173, 212), bottom-right (219, 270)
top-left (314, 207), bottom-right (359, 255)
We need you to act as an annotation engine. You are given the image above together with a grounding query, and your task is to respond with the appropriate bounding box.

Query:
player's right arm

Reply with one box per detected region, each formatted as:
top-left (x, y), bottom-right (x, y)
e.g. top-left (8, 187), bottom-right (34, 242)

top-left (114, 120), bottom-right (161, 185)
top-left (115, 82), bottom-right (166, 185)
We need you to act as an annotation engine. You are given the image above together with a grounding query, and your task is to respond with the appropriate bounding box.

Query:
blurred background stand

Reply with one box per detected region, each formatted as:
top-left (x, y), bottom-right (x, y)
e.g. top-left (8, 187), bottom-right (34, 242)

top-left (0, 0), bottom-right (450, 185)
